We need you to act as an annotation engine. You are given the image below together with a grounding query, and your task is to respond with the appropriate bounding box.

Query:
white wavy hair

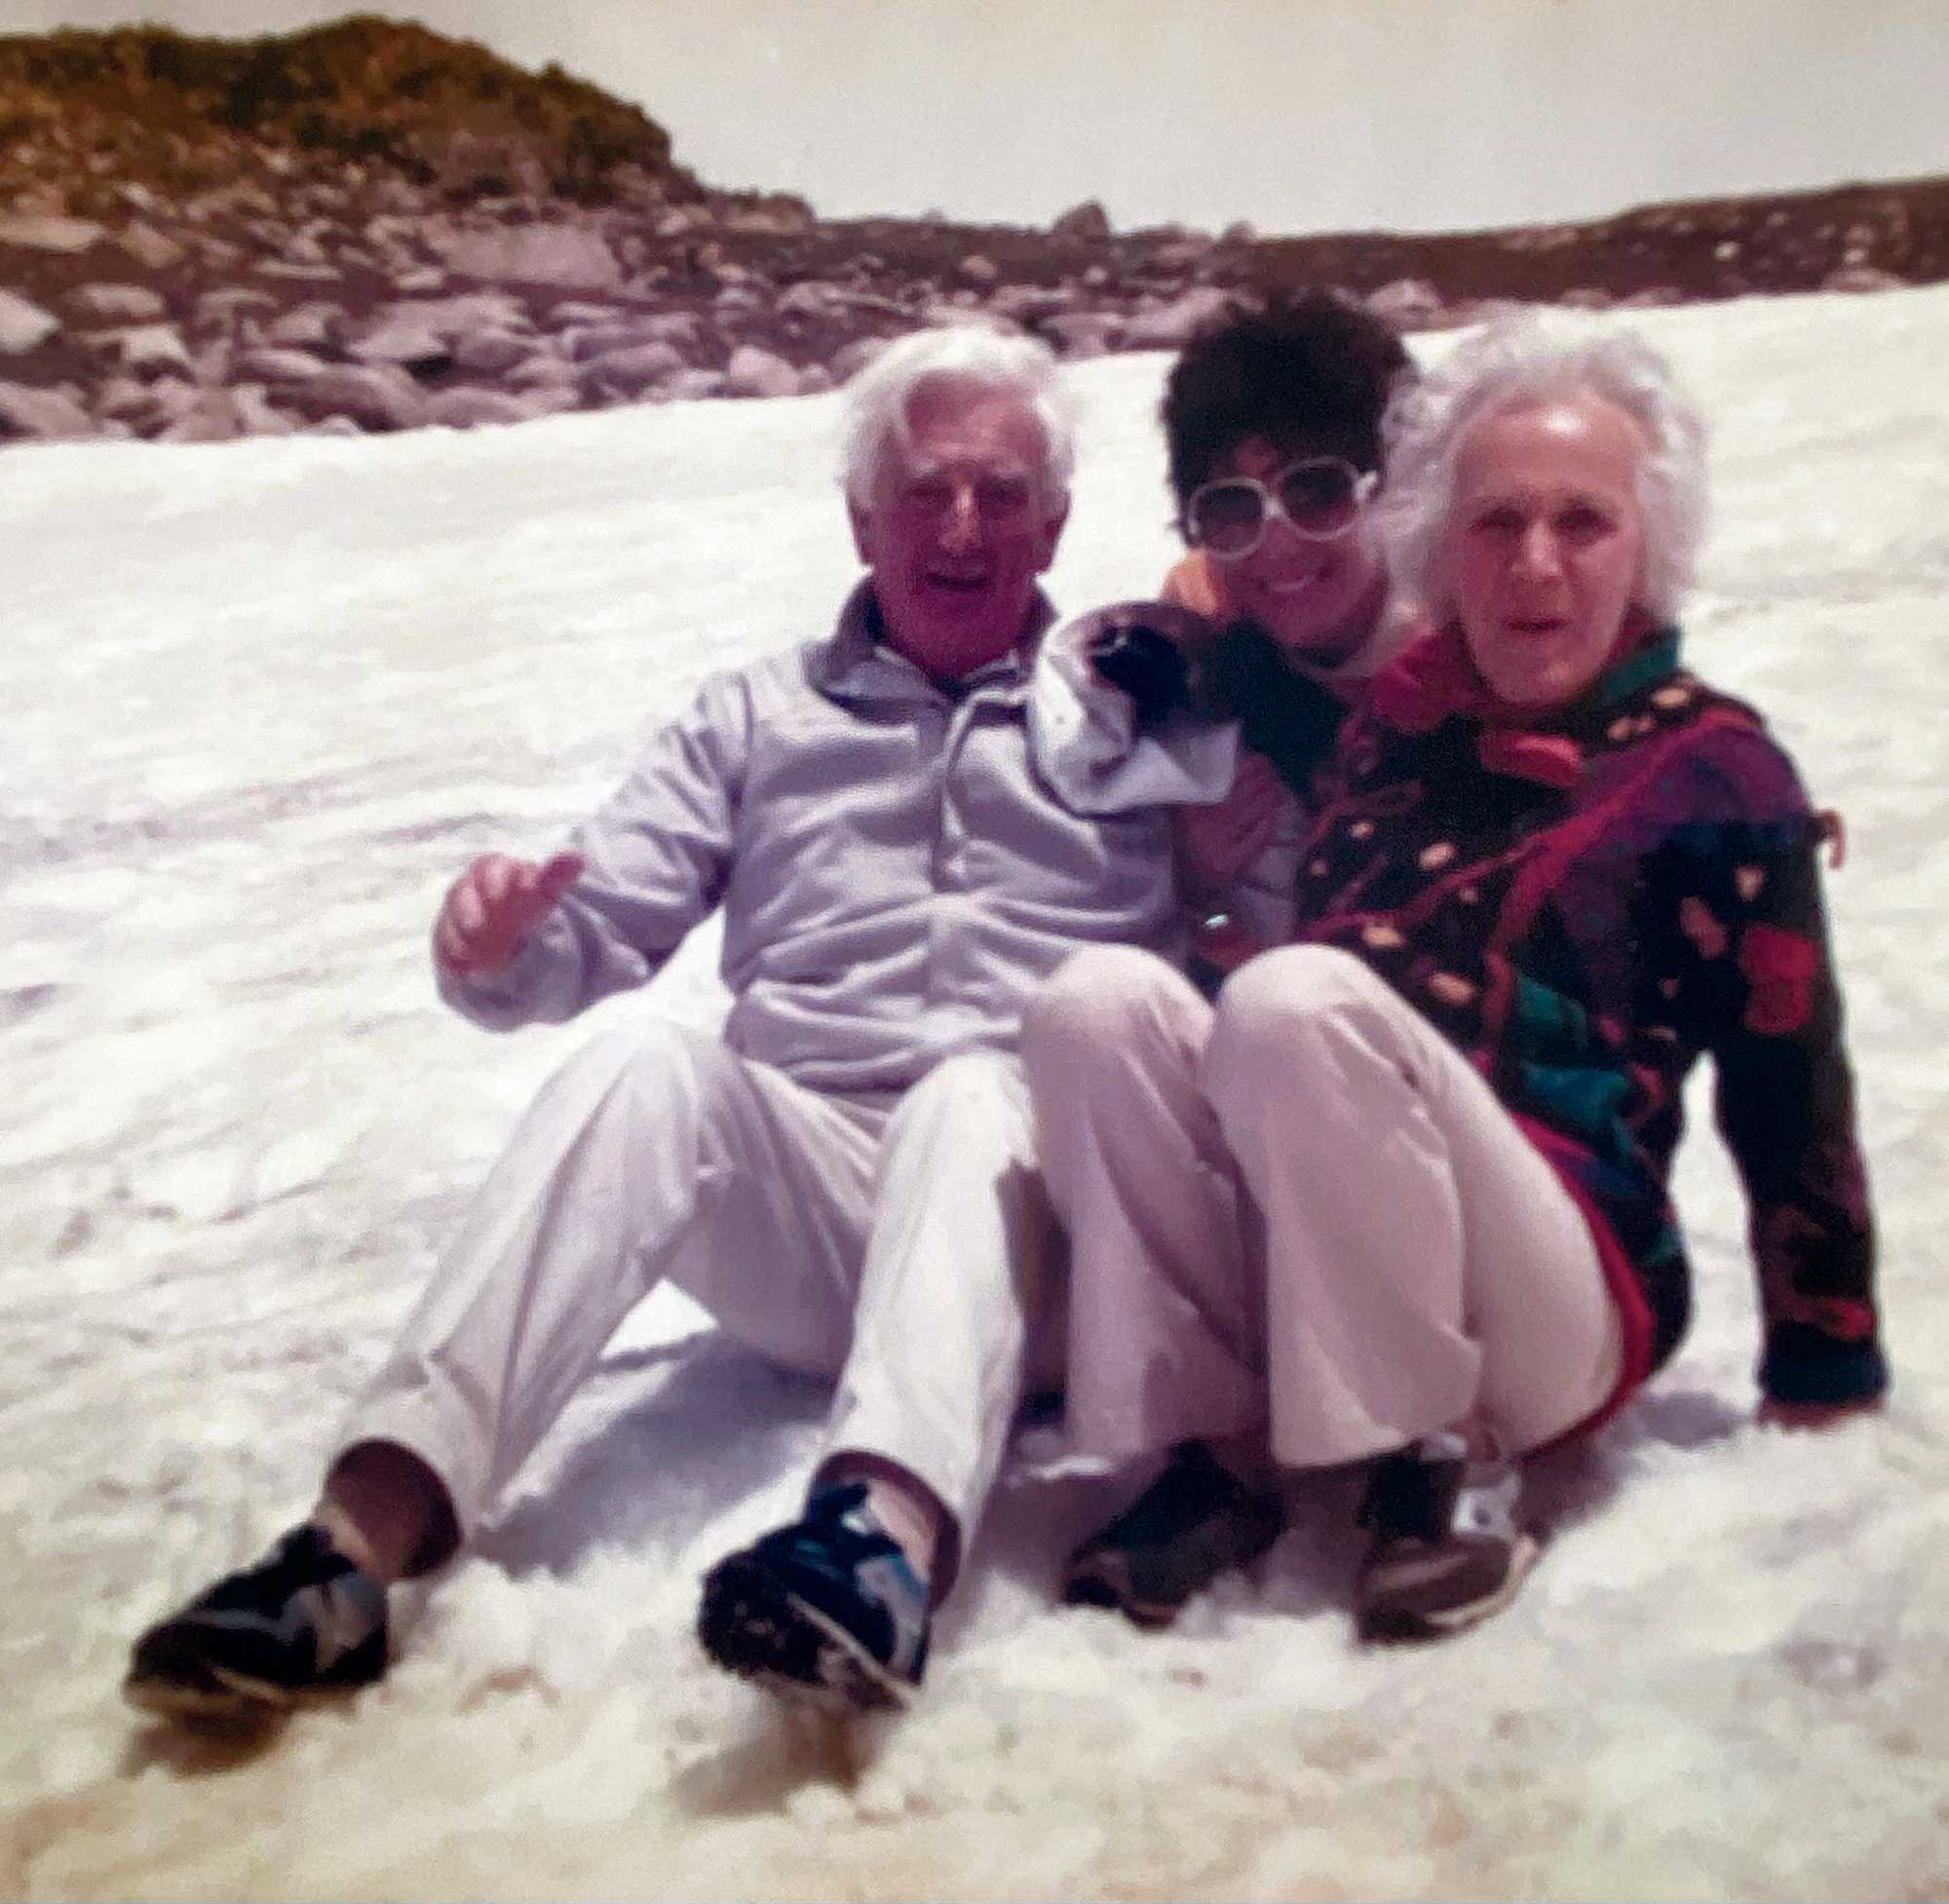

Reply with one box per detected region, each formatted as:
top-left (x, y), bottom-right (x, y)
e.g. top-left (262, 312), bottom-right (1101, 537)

top-left (1379, 312), bottom-right (1709, 624)
top-left (839, 324), bottom-right (1077, 513)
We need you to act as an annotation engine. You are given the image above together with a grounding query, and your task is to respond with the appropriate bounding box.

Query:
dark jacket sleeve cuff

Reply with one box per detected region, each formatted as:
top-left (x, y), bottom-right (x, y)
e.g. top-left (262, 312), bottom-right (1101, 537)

top-left (1759, 1328), bottom-right (1890, 1406)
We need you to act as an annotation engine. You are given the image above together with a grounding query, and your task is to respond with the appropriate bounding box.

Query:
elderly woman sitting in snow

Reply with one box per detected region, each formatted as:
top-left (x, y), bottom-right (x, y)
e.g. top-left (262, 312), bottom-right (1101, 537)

top-left (1022, 315), bottom-right (1887, 1641)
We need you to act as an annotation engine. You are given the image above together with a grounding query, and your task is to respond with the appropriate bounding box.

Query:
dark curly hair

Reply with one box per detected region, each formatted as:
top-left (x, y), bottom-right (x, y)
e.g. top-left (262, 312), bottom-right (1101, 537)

top-left (1162, 290), bottom-right (1412, 522)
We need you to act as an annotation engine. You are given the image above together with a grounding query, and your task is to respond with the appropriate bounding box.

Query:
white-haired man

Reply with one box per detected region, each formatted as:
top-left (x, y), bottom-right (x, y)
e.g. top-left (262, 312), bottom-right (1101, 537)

top-left (125, 328), bottom-right (1207, 1719)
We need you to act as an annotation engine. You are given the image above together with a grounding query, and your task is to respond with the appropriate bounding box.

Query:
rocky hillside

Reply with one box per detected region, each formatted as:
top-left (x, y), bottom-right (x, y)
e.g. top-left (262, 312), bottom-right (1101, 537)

top-left (2, 15), bottom-right (1943, 445)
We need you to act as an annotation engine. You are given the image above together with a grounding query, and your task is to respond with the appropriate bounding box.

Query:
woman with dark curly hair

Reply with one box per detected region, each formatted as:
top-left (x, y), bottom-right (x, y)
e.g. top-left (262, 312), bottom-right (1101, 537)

top-left (1069, 292), bottom-right (1417, 959)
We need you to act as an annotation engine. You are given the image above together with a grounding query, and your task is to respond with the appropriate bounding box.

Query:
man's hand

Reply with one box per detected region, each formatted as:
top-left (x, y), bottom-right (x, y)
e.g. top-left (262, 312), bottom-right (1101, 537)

top-left (1757, 1393), bottom-right (1886, 1430)
top-left (435, 851), bottom-right (585, 978)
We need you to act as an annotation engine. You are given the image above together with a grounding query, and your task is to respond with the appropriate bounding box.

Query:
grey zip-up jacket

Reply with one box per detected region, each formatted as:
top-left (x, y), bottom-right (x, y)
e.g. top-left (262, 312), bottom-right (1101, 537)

top-left (441, 584), bottom-right (1234, 1094)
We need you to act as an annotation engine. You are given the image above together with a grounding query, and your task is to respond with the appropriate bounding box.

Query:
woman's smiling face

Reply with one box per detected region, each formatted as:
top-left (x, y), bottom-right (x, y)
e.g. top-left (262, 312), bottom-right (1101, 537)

top-left (1203, 437), bottom-right (1388, 668)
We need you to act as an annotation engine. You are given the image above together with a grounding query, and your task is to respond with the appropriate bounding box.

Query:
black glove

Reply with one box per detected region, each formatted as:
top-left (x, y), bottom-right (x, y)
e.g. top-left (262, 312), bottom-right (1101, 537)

top-left (1088, 617), bottom-right (1194, 725)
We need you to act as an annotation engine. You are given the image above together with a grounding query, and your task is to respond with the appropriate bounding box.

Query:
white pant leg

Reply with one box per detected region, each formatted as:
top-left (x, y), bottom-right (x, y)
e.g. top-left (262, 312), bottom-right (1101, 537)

top-left (1204, 946), bottom-right (1623, 1465)
top-left (339, 1021), bottom-right (883, 1540)
top-left (1020, 946), bottom-right (1269, 1458)
top-left (819, 1050), bottom-right (1064, 1567)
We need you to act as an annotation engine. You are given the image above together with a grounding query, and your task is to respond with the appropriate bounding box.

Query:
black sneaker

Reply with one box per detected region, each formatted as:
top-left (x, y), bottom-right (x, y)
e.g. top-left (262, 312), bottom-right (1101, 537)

top-left (1062, 1441), bottom-right (1284, 1629)
top-left (697, 1483), bottom-right (931, 1714)
top-left (124, 1525), bottom-right (389, 1720)
top-left (1355, 1432), bottom-right (1539, 1641)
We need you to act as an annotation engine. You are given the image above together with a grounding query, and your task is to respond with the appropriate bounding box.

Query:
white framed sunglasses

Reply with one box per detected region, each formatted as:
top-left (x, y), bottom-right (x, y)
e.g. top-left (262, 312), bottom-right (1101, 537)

top-left (1184, 456), bottom-right (1378, 560)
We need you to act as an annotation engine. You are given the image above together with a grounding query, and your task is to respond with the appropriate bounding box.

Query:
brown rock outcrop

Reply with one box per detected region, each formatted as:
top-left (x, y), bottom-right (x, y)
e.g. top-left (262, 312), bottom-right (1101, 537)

top-left (1, 18), bottom-right (1943, 445)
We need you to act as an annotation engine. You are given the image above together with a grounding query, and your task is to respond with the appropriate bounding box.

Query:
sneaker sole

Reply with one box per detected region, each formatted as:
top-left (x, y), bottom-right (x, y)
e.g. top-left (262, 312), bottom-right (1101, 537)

top-left (1060, 1566), bottom-right (1186, 1631)
top-left (1358, 1533), bottom-right (1541, 1643)
top-left (123, 1637), bottom-right (384, 1723)
top-left (698, 1555), bottom-right (913, 1716)
top-left (123, 1662), bottom-right (325, 1722)
top-left (1061, 1505), bottom-right (1284, 1631)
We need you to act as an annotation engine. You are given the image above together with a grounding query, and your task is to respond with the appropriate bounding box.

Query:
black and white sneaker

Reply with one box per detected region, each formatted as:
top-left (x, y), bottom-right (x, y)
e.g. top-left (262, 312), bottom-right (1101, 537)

top-left (697, 1483), bottom-right (931, 1714)
top-left (124, 1524), bottom-right (389, 1720)
top-left (1062, 1440), bottom-right (1285, 1629)
top-left (1355, 1432), bottom-right (1539, 1641)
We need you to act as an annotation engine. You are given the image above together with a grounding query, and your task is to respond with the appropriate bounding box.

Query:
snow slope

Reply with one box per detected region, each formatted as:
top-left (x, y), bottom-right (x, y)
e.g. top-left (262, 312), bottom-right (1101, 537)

top-left (3, 286), bottom-right (1946, 1901)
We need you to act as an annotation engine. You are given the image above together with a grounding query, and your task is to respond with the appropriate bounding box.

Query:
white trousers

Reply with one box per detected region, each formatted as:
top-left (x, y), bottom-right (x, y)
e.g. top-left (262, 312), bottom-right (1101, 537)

top-left (339, 1022), bottom-right (1063, 1574)
top-left (1020, 946), bottom-right (1622, 1467)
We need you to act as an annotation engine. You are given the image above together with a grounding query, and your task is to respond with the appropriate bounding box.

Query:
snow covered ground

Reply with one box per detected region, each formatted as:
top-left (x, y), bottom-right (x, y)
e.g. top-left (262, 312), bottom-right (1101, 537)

top-left (4, 285), bottom-right (1946, 1901)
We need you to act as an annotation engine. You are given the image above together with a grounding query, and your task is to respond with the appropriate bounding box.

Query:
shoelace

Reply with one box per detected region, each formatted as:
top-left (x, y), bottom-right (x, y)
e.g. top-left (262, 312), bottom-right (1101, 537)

top-left (766, 1483), bottom-right (908, 1586)
top-left (203, 1525), bottom-right (354, 1611)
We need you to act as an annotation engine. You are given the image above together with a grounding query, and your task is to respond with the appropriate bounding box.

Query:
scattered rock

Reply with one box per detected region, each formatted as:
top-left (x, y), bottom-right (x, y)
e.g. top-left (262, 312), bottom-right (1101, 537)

top-left (116, 223), bottom-right (188, 271)
top-left (724, 195), bottom-right (815, 236)
top-left (551, 298), bottom-right (628, 325)
top-left (254, 259), bottom-right (344, 285)
top-left (157, 390), bottom-right (248, 442)
top-left (0, 381), bottom-right (95, 439)
top-left (65, 284), bottom-right (168, 324)
top-left (347, 320), bottom-right (452, 372)
top-left (231, 386), bottom-right (300, 435)
top-left (426, 221), bottom-right (622, 290)
top-left (1040, 312), bottom-right (1123, 358)
top-left (1823, 265), bottom-right (1908, 293)
top-left (506, 353), bottom-right (579, 392)
top-left (96, 373), bottom-right (156, 420)
top-left (0, 213), bottom-right (106, 253)
top-left (272, 362), bottom-right (425, 431)
top-left (395, 292), bottom-right (529, 335)
top-left (986, 285), bottom-right (1081, 325)
top-left (235, 346), bottom-right (332, 382)
top-left (656, 368), bottom-right (729, 402)
top-left (452, 329), bottom-right (533, 375)
top-left (581, 340), bottom-right (689, 396)
top-left (1052, 200), bottom-right (1113, 242)
top-left (120, 377), bottom-right (203, 430)
top-left (0, 289), bottom-right (60, 355)
top-left (1121, 286), bottom-right (1241, 350)
top-left (1366, 278), bottom-right (1448, 327)
top-left (424, 387), bottom-right (538, 429)
top-left (96, 324), bottom-right (195, 377)
top-left (199, 287), bottom-right (280, 324)
top-left (564, 322), bottom-right (656, 363)
top-left (723, 344), bottom-right (804, 400)
top-left (263, 303), bottom-right (340, 350)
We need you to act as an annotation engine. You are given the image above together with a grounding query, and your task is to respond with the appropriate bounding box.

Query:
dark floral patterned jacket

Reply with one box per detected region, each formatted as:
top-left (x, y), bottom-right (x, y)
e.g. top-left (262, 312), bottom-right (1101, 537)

top-left (1284, 624), bottom-right (1884, 1416)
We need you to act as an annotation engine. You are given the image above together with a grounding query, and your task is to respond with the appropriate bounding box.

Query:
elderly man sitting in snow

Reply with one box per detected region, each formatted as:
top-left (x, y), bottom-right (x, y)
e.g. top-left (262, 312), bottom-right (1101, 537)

top-left (124, 325), bottom-right (1233, 1722)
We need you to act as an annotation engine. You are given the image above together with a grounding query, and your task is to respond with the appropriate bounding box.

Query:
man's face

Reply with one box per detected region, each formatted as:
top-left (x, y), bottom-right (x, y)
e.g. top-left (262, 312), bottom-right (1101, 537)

top-left (850, 381), bottom-right (1068, 681)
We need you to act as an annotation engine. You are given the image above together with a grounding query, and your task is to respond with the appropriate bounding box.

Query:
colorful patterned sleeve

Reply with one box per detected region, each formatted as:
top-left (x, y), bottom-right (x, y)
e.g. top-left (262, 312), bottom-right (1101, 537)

top-left (1655, 726), bottom-right (1886, 1406)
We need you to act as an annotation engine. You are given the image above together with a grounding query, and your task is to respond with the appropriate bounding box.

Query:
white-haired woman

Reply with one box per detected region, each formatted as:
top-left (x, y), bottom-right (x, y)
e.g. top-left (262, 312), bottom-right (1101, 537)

top-left (1021, 316), bottom-right (1885, 1640)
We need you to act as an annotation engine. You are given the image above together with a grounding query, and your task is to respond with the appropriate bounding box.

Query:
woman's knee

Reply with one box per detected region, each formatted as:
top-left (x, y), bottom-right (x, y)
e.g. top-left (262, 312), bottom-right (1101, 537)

top-left (1208, 945), bottom-right (1390, 1050)
top-left (1020, 945), bottom-right (1201, 1075)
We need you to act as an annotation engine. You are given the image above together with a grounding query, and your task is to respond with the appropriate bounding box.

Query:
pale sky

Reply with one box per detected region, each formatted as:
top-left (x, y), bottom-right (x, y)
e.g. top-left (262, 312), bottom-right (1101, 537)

top-left (7, 0), bottom-right (1946, 236)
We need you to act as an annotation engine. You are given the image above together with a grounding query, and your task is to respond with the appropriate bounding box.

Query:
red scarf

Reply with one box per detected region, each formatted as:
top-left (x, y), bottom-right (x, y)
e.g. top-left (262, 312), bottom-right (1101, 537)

top-left (1369, 611), bottom-right (1660, 790)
